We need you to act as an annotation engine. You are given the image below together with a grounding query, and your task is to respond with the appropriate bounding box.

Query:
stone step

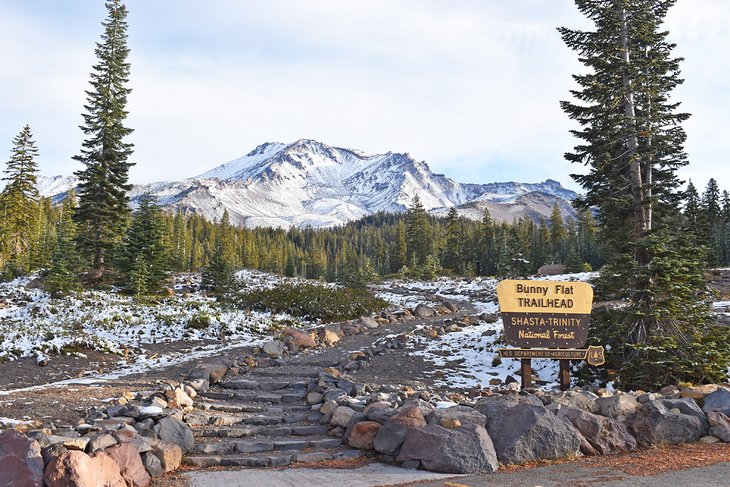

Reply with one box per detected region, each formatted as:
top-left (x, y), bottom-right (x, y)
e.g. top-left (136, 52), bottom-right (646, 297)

top-left (195, 423), bottom-right (329, 439)
top-left (198, 389), bottom-right (309, 404)
top-left (245, 368), bottom-right (321, 378)
top-left (191, 435), bottom-right (343, 455)
top-left (218, 379), bottom-right (310, 391)
top-left (185, 447), bottom-right (365, 469)
top-left (193, 400), bottom-right (311, 414)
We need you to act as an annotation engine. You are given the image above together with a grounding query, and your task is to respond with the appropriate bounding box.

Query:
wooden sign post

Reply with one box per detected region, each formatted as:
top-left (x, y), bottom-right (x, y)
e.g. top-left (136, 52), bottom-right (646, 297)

top-left (496, 280), bottom-right (602, 390)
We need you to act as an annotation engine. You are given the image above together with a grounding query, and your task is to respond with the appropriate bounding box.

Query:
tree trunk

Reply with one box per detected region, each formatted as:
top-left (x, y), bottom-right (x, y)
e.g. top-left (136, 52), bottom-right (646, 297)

top-left (620, 3), bottom-right (647, 246)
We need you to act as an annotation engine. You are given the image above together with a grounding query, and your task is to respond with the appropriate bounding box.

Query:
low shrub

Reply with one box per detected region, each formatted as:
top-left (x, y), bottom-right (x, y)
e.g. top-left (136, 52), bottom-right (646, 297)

top-left (233, 283), bottom-right (389, 323)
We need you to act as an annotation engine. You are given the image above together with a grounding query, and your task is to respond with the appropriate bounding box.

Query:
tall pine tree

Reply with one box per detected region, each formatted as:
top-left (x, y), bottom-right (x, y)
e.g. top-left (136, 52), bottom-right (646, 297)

top-left (0, 125), bottom-right (40, 275)
top-left (73, 0), bottom-right (134, 279)
top-left (560, 0), bottom-right (724, 388)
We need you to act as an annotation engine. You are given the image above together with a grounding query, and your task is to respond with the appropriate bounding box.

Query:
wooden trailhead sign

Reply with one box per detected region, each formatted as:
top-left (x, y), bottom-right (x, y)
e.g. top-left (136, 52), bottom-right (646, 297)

top-left (496, 280), bottom-right (603, 390)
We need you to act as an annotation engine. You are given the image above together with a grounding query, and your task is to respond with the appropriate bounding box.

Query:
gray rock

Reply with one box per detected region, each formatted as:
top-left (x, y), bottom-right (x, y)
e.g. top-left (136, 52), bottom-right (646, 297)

top-left (486, 403), bottom-right (581, 465)
top-left (557, 407), bottom-right (637, 455)
top-left (547, 390), bottom-right (599, 414)
top-left (142, 451), bottom-right (164, 478)
top-left (153, 416), bottom-right (195, 453)
top-left (413, 304), bottom-right (436, 318)
top-left (631, 398), bottom-right (707, 445)
top-left (397, 424), bottom-right (498, 474)
top-left (262, 340), bottom-right (286, 358)
top-left (374, 406), bottom-right (427, 456)
top-left (427, 406), bottom-right (487, 428)
top-left (330, 406), bottom-right (358, 428)
top-left (596, 394), bottom-right (640, 420)
top-left (86, 433), bottom-right (118, 453)
top-left (473, 395), bottom-right (520, 422)
top-left (364, 401), bottom-right (397, 424)
top-left (707, 412), bottom-right (730, 442)
top-left (358, 316), bottom-right (380, 329)
top-left (0, 430), bottom-right (45, 487)
top-left (702, 388), bottom-right (730, 416)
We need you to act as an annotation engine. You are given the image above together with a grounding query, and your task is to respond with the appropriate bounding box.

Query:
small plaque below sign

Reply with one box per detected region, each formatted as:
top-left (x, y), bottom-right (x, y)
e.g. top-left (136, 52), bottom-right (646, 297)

top-left (498, 346), bottom-right (605, 365)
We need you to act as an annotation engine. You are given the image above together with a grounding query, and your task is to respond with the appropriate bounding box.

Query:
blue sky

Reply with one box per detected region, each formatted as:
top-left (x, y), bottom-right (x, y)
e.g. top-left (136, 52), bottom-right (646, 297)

top-left (1, 0), bottom-right (728, 192)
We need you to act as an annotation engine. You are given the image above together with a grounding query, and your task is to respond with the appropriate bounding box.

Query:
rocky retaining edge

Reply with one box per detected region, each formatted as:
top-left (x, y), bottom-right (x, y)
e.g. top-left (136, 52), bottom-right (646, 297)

top-left (2, 299), bottom-right (730, 483)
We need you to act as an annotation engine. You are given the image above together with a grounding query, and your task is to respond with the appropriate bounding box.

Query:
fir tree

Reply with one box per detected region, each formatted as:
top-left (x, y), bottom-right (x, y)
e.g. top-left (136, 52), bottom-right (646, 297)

top-left (46, 191), bottom-right (82, 296)
top-left (405, 196), bottom-right (430, 268)
top-left (117, 193), bottom-right (168, 295)
top-left (73, 0), bottom-right (134, 279)
top-left (0, 125), bottom-right (40, 274)
top-left (549, 203), bottom-right (567, 262)
top-left (481, 209), bottom-right (497, 276)
top-left (442, 207), bottom-right (463, 273)
top-left (203, 210), bottom-right (235, 294)
top-left (560, 0), bottom-right (725, 389)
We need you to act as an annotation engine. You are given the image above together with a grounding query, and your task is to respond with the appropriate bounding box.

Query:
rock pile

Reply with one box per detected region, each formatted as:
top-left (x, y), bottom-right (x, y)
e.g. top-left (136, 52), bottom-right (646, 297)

top-left (0, 383), bottom-right (197, 487)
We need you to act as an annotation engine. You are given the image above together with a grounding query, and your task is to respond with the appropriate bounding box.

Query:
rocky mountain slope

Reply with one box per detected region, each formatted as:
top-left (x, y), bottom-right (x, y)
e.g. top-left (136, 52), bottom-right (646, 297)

top-left (36, 139), bottom-right (579, 228)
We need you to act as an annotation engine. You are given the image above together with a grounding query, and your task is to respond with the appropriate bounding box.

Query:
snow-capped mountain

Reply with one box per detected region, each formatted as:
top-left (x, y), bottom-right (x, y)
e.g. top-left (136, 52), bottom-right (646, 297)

top-left (37, 139), bottom-right (579, 228)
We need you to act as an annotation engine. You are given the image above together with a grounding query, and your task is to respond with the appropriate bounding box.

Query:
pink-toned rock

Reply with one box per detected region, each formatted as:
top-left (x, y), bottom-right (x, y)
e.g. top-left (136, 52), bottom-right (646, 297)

top-left (374, 405), bottom-right (428, 455)
top-left (145, 439), bottom-right (182, 473)
top-left (0, 430), bottom-right (44, 487)
top-left (282, 327), bottom-right (317, 348)
top-left (707, 411), bottom-right (730, 442)
top-left (44, 450), bottom-right (125, 487)
top-left (348, 421), bottom-right (381, 450)
top-left (107, 443), bottom-right (151, 487)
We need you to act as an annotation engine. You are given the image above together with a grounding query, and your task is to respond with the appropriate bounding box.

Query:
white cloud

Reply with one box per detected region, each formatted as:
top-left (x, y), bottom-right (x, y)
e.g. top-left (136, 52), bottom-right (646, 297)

top-left (0, 0), bottom-right (727, 193)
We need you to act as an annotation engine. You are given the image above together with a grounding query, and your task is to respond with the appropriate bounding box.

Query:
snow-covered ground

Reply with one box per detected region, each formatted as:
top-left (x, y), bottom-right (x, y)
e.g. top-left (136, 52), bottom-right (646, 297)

top-left (0, 271), bottom-right (310, 365)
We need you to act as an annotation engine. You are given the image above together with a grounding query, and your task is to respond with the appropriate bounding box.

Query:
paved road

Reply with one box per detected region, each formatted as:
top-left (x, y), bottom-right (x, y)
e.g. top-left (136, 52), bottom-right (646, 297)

top-left (185, 461), bottom-right (730, 487)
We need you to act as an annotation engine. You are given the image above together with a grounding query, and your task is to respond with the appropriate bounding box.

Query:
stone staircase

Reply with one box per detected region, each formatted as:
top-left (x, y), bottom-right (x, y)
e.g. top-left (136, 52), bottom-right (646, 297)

top-left (185, 365), bottom-right (367, 468)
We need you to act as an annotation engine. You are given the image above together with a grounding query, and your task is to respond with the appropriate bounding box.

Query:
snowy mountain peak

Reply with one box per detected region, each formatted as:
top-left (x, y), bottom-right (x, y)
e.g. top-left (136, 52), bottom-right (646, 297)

top-left (38, 139), bottom-right (579, 229)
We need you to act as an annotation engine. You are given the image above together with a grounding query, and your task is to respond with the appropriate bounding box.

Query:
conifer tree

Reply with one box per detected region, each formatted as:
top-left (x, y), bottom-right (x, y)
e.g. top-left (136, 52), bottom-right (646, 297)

top-left (117, 193), bottom-right (168, 295)
top-left (46, 191), bottom-right (82, 296)
top-left (0, 125), bottom-right (40, 274)
top-left (203, 210), bottom-right (235, 294)
top-left (442, 207), bottom-right (463, 273)
top-left (549, 203), bottom-right (567, 262)
top-left (405, 196), bottom-right (430, 268)
top-left (561, 0), bottom-right (725, 389)
top-left (481, 209), bottom-right (497, 276)
top-left (73, 0), bottom-right (134, 279)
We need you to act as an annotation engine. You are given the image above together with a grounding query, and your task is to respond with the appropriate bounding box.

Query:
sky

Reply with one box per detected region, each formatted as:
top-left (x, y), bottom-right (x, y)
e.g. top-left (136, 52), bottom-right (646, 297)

top-left (0, 0), bottom-right (728, 192)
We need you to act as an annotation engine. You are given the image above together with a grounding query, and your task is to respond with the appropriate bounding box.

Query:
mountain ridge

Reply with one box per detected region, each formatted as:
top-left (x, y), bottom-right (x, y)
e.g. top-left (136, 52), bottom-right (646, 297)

top-left (36, 139), bottom-right (579, 228)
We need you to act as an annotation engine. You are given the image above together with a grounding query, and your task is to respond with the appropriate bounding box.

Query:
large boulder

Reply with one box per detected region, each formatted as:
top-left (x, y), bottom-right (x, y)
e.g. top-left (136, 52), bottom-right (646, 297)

top-left (348, 421), bottom-right (382, 450)
top-left (486, 403), bottom-right (581, 465)
top-left (473, 395), bottom-right (520, 422)
top-left (397, 424), bottom-right (499, 474)
top-left (365, 401), bottom-right (397, 424)
top-left (374, 405), bottom-right (427, 456)
top-left (707, 412), bottom-right (730, 442)
top-left (631, 398), bottom-right (707, 445)
top-left (44, 450), bottom-right (126, 487)
top-left (702, 388), bottom-right (730, 416)
top-left (547, 390), bottom-right (599, 414)
top-left (153, 416), bottom-right (194, 453)
top-left (0, 430), bottom-right (45, 487)
top-left (557, 407), bottom-right (637, 455)
top-left (427, 406), bottom-right (487, 428)
top-left (596, 394), bottom-right (640, 420)
top-left (106, 443), bottom-right (151, 487)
